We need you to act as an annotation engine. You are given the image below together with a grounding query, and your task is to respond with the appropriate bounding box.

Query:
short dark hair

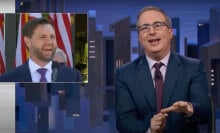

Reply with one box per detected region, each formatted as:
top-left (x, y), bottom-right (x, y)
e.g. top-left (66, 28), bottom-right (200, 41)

top-left (22, 18), bottom-right (53, 38)
top-left (136, 6), bottom-right (172, 29)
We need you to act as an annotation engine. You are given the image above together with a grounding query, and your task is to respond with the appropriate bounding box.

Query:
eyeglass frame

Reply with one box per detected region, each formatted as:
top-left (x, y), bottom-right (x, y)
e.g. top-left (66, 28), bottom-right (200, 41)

top-left (137, 21), bottom-right (170, 34)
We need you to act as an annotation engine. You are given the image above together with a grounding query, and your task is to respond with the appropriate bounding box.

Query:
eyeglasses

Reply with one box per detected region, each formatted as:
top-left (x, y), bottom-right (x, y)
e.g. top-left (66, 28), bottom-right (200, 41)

top-left (137, 21), bottom-right (169, 34)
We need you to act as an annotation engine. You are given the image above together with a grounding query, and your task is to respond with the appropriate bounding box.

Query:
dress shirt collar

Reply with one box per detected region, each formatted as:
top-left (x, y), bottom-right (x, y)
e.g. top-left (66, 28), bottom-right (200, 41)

top-left (146, 52), bottom-right (170, 70)
top-left (28, 58), bottom-right (52, 74)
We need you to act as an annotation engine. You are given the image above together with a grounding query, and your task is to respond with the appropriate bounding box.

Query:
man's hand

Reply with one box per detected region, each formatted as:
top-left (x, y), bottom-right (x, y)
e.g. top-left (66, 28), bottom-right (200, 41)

top-left (150, 112), bottom-right (168, 133)
top-left (161, 101), bottom-right (194, 116)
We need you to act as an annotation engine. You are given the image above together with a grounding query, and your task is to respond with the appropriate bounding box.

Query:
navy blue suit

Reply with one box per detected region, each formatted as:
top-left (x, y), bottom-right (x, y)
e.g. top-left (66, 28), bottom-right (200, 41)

top-left (0, 61), bottom-right (82, 82)
top-left (115, 52), bottom-right (211, 133)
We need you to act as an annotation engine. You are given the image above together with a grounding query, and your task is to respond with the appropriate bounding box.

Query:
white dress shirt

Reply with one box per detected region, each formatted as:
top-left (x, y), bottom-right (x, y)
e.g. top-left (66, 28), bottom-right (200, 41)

top-left (146, 52), bottom-right (170, 87)
top-left (28, 59), bottom-right (52, 82)
top-left (145, 52), bottom-right (170, 133)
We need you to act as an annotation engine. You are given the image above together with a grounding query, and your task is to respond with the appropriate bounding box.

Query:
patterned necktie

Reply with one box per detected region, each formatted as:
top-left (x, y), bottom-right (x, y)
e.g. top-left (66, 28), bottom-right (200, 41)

top-left (154, 62), bottom-right (163, 113)
top-left (37, 68), bottom-right (48, 82)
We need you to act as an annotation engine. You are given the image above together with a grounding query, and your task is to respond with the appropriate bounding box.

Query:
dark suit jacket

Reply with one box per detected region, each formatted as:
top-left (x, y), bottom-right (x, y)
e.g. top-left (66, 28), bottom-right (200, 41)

top-left (115, 52), bottom-right (211, 133)
top-left (0, 61), bottom-right (82, 82)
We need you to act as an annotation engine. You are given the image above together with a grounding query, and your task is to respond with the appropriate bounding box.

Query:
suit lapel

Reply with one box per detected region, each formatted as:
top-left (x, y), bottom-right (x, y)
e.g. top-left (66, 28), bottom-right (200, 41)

top-left (18, 62), bottom-right (33, 82)
top-left (163, 52), bottom-right (182, 107)
top-left (136, 56), bottom-right (156, 110)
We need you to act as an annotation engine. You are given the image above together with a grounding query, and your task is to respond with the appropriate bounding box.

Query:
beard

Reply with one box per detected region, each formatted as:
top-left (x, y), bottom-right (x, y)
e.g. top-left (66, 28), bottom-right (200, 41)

top-left (30, 45), bottom-right (56, 62)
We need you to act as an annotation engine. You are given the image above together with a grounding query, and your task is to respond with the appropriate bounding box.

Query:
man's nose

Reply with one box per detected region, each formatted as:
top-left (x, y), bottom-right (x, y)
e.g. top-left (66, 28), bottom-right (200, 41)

top-left (148, 26), bottom-right (156, 34)
top-left (45, 37), bottom-right (55, 44)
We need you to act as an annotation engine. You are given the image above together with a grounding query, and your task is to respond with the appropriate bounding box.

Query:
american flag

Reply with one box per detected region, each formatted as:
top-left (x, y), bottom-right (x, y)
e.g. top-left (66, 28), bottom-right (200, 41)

top-left (15, 13), bottom-right (42, 67)
top-left (49, 13), bottom-right (73, 67)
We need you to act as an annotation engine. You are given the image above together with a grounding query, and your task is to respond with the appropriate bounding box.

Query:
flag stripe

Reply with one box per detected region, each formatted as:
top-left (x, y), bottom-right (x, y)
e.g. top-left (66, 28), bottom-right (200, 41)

top-left (54, 15), bottom-right (71, 66)
top-left (15, 13), bottom-right (26, 66)
top-left (56, 14), bottom-right (73, 67)
top-left (62, 14), bottom-right (72, 45)
top-left (0, 13), bottom-right (5, 73)
top-left (49, 13), bottom-right (73, 67)
top-left (15, 13), bottom-right (42, 67)
top-left (21, 13), bottom-right (28, 64)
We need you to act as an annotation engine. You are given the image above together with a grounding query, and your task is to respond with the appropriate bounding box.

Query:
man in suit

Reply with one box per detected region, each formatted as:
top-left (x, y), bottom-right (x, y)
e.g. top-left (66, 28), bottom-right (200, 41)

top-left (0, 18), bottom-right (81, 82)
top-left (115, 6), bottom-right (211, 133)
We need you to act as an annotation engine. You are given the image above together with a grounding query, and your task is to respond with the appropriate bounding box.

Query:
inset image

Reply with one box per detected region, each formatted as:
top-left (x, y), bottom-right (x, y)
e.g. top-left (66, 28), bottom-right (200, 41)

top-left (0, 13), bottom-right (88, 83)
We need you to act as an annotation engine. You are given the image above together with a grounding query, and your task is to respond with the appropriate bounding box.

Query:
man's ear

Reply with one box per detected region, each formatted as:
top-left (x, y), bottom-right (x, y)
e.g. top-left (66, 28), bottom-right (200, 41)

top-left (23, 36), bottom-right (30, 48)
